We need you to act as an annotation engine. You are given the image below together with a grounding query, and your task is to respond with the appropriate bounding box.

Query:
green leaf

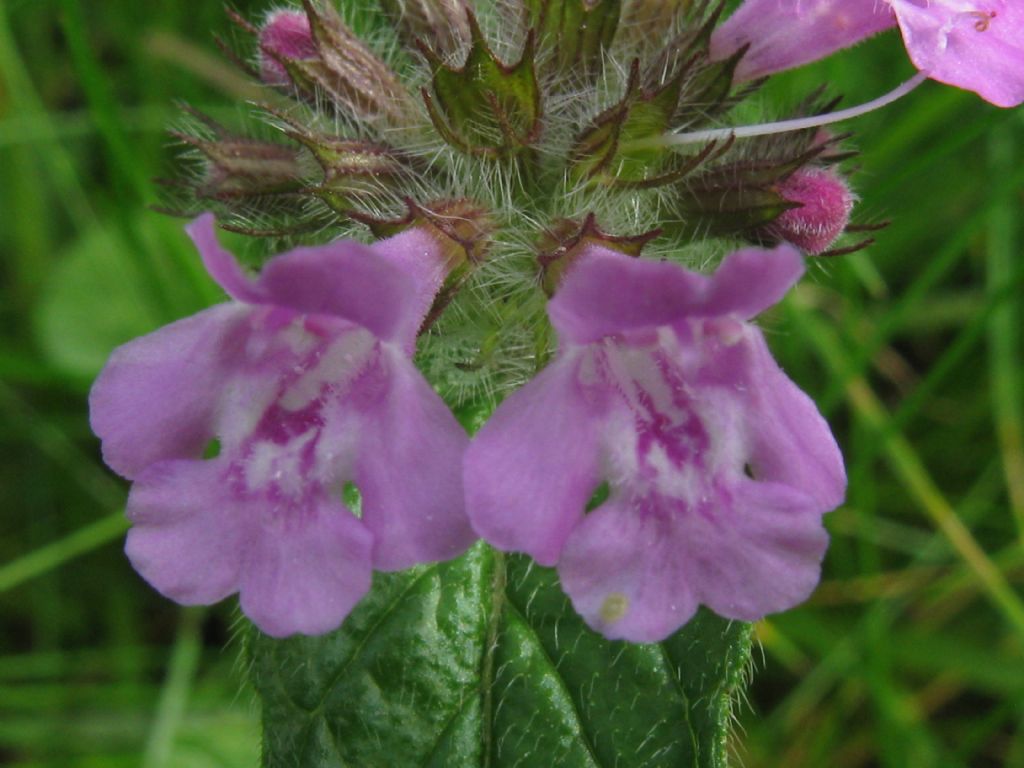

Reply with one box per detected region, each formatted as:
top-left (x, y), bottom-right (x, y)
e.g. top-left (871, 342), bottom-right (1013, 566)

top-left (32, 214), bottom-right (217, 378)
top-left (251, 544), bottom-right (751, 767)
top-left (34, 223), bottom-right (161, 379)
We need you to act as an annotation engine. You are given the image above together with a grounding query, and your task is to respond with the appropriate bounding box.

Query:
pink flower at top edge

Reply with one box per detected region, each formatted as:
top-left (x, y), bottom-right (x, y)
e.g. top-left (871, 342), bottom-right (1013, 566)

top-left (710, 0), bottom-right (1024, 107)
top-left (89, 214), bottom-right (474, 637)
top-left (890, 1), bottom-right (1024, 108)
top-left (709, 0), bottom-right (897, 83)
top-left (464, 245), bottom-right (846, 642)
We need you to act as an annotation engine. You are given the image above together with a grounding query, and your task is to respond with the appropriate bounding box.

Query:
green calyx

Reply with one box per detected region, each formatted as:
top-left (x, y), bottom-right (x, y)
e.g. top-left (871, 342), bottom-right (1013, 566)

top-left (568, 59), bottom-right (691, 185)
top-left (525, 0), bottom-right (621, 78)
top-left (278, 0), bottom-right (411, 124)
top-left (295, 135), bottom-right (412, 216)
top-left (420, 12), bottom-right (542, 157)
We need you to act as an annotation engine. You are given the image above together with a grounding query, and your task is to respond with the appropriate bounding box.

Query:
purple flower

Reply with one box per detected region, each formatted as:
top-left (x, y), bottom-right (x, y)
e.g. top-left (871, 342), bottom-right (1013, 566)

top-left (90, 214), bottom-right (474, 637)
top-left (465, 246), bottom-right (845, 642)
top-left (890, 1), bottom-right (1024, 108)
top-left (711, 0), bottom-right (1024, 107)
top-left (709, 0), bottom-right (896, 83)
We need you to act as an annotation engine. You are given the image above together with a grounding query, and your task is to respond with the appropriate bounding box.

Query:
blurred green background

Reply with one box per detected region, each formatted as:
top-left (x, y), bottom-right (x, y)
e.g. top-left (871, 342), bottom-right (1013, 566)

top-left (1, 1), bottom-right (1022, 766)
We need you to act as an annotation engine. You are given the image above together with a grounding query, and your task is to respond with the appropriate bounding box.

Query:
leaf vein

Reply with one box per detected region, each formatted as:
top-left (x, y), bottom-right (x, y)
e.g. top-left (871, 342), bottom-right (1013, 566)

top-left (310, 566), bottom-right (436, 717)
top-left (502, 597), bottom-right (605, 768)
top-left (658, 642), bottom-right (700, 764)
top-left (418, 686), bottom-right (478, 768)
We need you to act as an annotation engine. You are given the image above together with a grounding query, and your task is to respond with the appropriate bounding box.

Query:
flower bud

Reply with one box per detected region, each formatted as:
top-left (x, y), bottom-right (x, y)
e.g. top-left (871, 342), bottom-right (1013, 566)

top-left (763, 167), bottom-right (854, 255)
top-left (258, 2), bottom-right (411, 124)
top-left (379, 0), bottom-right (471, 57)
top-left (191, 138), bottom-right (304, 200)
top-left (172, 109), bottom-right (304, 201)
top-left (674, 174), bottom-right (796, 239)
top-left (259, 10), bottom-right (318, 85)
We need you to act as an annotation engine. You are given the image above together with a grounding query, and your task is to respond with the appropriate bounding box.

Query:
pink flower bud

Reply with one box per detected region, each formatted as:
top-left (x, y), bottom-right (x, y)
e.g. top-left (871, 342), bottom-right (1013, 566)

top-left (767, 167), bottom-right (854, 255)
top-left (259, 9), bottom-right (318, 85)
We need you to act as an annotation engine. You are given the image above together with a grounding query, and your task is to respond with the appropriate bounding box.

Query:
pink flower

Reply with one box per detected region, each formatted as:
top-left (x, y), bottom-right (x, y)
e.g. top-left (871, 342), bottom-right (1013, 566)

top-left (709, 0), bottom-right (896, 83)
top-left (90, 215), bottom-right (474, 637)
top-left (711, 0), bottom-right (1024, 107)
top-left (464, 246), bottom-right (846, 642)
top-left (890, 1), bottom-right (1024, 107)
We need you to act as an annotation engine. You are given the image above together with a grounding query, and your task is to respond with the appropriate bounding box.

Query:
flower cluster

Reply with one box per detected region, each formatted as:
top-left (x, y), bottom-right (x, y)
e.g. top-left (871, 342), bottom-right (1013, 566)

top-left (93, 0), bottom-right (1021, 640)
top-left (92, 216), bottom-right (841, 641)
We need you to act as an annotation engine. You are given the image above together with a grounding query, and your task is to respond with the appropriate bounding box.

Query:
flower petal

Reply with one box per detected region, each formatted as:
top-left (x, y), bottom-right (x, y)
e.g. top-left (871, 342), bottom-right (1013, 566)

top-left (258, 229), bottom-right (440, 352)
top-left (549, 247), bottom-right (708, 345)
top-left (464, 351), bottom-right (603, 566)
top-left (259, 9), bottom-right (317, 85)
top-left (353, 346), bottom-right (474, 571)
top-left (368, 227), bottom-right (451, 338)
top-left (892, 0), bottom-right (1024, 108)
top-left (550, 246), bottom-right (803, 345)
top-left (186, 214), bottom-right (268, 303)
top-left (239, 498), bottom-right (374, 638)
top-left (89, 304), bottom-right (248, 479)
top-left (125, 459), bottom-right (247, 606)
top-left (687, 479), bottom-right (829, 621)
top-left (710, 0), bottom-right (896, 82)
top-left (743, 329), bottom-right (847, 509)
top-left (188, 216), bottom-right (445, 352)
top-left (558, 499), bottom-right (699, 643)
top-left (703, 245), bottom-right (804, 320)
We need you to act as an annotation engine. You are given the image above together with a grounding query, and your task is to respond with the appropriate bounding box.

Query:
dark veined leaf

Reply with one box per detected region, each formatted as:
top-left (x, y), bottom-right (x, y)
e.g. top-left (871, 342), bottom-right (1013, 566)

top-left (251, 543), bottom-right (751, 767)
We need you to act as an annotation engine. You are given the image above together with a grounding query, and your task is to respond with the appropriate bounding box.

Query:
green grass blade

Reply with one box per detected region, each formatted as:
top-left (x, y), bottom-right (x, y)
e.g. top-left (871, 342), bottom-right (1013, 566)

top-left (0, 511), bottom-right (128, 593)
top-left (986, 124), bottom-right (1024, 538)
top-left (787, 295), bottom-right (1024, 639)
top-left (142, 608), bottom-right (204, 768)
